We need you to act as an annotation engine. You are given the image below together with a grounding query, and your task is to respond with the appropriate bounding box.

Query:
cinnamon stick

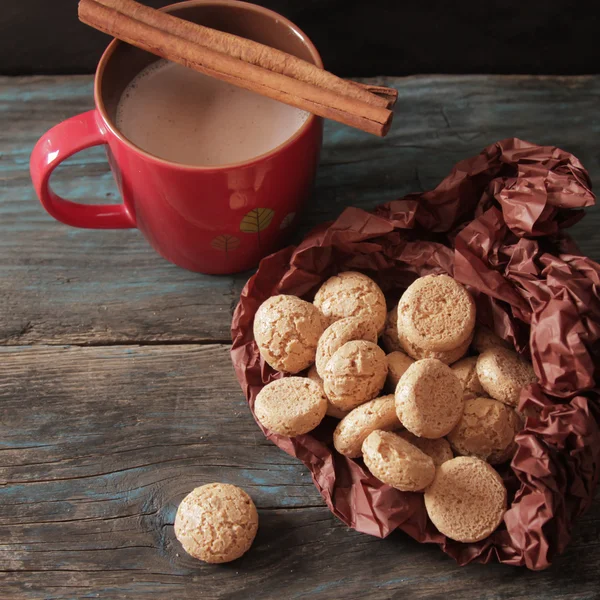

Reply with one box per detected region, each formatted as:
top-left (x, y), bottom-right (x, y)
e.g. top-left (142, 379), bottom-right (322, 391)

top-left (352, 82), bottom-right (399, 109)
top-left (95, 0), bottom-right (392, 110)
top-left (78, 0), bottom-right (394, 136)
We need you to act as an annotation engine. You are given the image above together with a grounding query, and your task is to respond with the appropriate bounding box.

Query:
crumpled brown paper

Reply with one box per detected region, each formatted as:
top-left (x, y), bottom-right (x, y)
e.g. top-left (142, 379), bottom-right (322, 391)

top-left (231, 138), bottom-right (600, 570)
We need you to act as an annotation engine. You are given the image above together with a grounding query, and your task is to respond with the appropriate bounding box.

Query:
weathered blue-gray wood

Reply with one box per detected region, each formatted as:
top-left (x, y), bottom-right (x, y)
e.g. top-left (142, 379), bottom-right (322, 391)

top-left (1, 75), bottom-right (599, 345)
top-left (1, 344), bottom-right (599, 600)
top-left (1, 75), bottom-right (600, 599)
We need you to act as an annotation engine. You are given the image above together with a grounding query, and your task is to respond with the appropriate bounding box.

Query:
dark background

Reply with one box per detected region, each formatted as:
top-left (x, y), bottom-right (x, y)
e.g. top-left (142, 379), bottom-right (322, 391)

top-left (2, 0), bottom-right (599, 76)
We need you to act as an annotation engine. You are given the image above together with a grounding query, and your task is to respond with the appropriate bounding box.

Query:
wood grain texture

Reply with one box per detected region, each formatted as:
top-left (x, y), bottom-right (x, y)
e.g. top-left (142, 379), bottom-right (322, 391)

top-left (2, 75), bottom-right (599, 347)
top-left (1, 344), bottom-right (599, 600)
top-left (2, 75), bottom-right (600, 598)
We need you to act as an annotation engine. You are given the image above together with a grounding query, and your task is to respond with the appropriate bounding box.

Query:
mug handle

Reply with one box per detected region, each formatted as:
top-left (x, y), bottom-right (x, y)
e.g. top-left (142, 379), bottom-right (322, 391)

top-left (30, 110), bottom-right (135, 229)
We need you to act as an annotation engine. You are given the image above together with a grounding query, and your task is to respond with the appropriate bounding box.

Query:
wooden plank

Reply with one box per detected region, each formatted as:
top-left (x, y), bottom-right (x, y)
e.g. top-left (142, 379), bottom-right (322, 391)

top-left (312, 74), bottom-right (600, 261)
top-left (2, 74), bottom-right (600, 347)
top-left (1, 344), bottom-right (599, 599)
top-left (2, 504), bottom-right (600, 599)
top-left (2, 73), bottom-right (600, 598)
top-left (0, 76), bottom-right (246, 346)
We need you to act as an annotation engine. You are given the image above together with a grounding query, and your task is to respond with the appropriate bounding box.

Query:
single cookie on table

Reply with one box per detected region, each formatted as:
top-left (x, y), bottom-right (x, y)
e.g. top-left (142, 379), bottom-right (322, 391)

top-left (253, 294), bottom-right (325, 374)
top-left (362, 430), bottom-right (435, 491)
top-left (397, 430), bottom-right (453, 467)
top-left (174, 483), bottom-right (258, 563)
top-left (397, 319), bottom-right (471, 365)
top-left (323, 340), bottom-right (388, 411)
top-left (446, 396), bottom-right (522, 464)
top-left (333, 395), bottom-right (400, 458)
top-left (386, 351), bottom-right (414, 391)
top-left (398, 274), bottom-right (476, 352)
top-left (476, 347), bottom-right (537, 407)
top-left (424, 456), bottom-right (507, 543)
top-left (315, 316), bottom-right (378, 377)
top-left (307, 364), bottom-right (348, 419)
top-left (380, 306), bottom-right (403, 353)
top-left (254, 377), bottom-right (327, 437)
top-left (472, 325), bottom-right (512, 354)
top-left (395, 359), bottom-right (464, 438)
top-left (451, 356), bottom-right (485, 397)
top-left (313, 271), bottom-right (387, 333)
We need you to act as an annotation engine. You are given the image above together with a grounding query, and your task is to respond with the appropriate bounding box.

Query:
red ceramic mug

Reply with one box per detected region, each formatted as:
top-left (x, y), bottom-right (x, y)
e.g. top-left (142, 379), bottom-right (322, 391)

top-left (30, 0), bottom-right (323, 275)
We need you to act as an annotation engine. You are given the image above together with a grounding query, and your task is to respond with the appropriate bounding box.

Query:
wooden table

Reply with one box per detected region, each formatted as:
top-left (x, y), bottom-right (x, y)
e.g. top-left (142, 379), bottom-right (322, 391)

top-left (2, 75), bottom-right (599, 600)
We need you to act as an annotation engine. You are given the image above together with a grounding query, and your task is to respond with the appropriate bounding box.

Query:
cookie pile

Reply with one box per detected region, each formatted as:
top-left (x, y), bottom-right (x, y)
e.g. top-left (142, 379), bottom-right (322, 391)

top-left (252, 271), bottom-right (538, 543)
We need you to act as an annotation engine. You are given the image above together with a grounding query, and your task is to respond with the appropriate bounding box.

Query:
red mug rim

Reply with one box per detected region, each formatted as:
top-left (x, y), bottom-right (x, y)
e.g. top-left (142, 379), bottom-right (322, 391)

top-left (94, 0), bottom-right (323, 172)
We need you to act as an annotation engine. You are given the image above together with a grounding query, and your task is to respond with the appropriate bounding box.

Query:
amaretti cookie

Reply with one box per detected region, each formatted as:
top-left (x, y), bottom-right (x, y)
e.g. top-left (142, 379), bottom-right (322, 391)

top-left (380, 306), bottom-right (403, 353)
top-left (313, 271), bottom-right (387, 333)
top-left (451, 356), bottom-right (485, 397)
top-left (446, 397), bottom-right (521, 464)
top-left (253, 294), bottom-right (325, 373)
top-left (323, 340), bottom-right (388, 411)
top-left (254, 377), bottom-right (327, 436)
top-left (472, 325), bottom-right (511, 354)
top-left (397, 321), bottom-right (471, 365)
top-left (362, 430), bottom-right (435, 491)
top-left (424, 457), bottom-right (507, 543)
top-left (397, 430), bottom-right (453, 466)
top-left (395, 359), bottom-right (464, 438)
top-left (315, 317), bottom-right (378, 377)
top-left (398, 274), bottom-right (476, 352)
top-left (174, 483), bottom-right (258, 563)
top-left (476, 347), bottom-right (537, 407)
top-left (333, 395), bottom-right (400, 458)
top-left (386, 351), bottom-right (414, 391)
top-left (307, 365), bottom-right (348, 419)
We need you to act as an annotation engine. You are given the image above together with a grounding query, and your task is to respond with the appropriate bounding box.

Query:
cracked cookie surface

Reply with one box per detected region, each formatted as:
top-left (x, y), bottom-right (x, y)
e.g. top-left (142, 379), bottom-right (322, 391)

top-left (307, 364), bottom-right (348, 419)
top-left (333, 394), bottom-right (400, 458)
top-left (395, 358), bottom-right (464, 438)
top-left (314, 271), bottom-right (387, 333)
top-left (253, 294), bottom-right (325, 373)
top-left (398, 274), bottom-right (475, 352)
top-left (424, 457), bottom-right (507, 543)
top-left (362, 430), bottom-right (435, 491)
top-left (254, 377), bottom-right (327, 436)
top-left (174, 483), bottom-right (258, 563)
top-left (315, 316), bottom-right (378, 377)
top-left (447, 396), bottom-right (521, 464)
top-left (476, 347), bottom-right (537, 407)
top-left (323, 340), bottom-right (388, 411)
